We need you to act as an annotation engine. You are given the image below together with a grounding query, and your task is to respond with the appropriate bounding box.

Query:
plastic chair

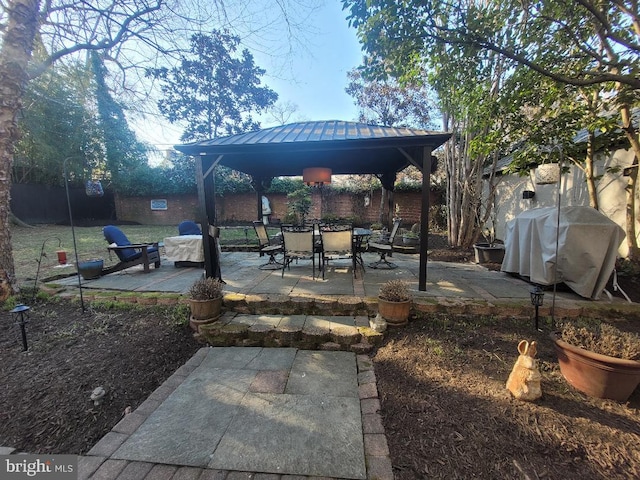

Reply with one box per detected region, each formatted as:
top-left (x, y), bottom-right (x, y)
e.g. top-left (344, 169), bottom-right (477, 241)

top-left (368, 218), bottom-right (402, 269)
top-left (102, 225), bottom-right (161, 275)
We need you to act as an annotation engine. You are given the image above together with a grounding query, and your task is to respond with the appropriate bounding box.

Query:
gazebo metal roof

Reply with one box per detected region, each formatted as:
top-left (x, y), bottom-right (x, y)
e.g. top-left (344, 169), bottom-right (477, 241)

top-left (175, 120), bottom-right (452, 178)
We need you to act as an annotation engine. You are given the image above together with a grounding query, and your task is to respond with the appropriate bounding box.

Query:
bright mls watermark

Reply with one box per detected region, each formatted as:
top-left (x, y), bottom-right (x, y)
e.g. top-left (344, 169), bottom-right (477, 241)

top-left (1, 455), bottom-right (77, 479)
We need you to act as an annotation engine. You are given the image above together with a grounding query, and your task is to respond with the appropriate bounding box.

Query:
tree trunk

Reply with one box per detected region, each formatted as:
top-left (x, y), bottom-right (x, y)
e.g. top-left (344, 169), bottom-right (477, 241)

top-left (585, 131), bottom-right (599, 210)
top-left (0, 0), bottom-right (42, 294)
top-left (378, 188), bottom-right (387, 226)
top-left (620, 104), bottom-right (640, 259)
top-left (9, 211), bottom-right (34, 228)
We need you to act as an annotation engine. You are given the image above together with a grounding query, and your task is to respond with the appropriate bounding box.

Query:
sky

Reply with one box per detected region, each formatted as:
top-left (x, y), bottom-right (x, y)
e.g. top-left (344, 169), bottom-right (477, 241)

top-left (135, 0), bottom-right (364, 158)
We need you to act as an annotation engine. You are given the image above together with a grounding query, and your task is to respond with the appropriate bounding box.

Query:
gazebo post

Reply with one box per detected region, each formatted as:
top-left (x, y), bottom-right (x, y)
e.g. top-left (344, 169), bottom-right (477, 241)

top-left (388, 189), bottom-right (395, 228)
top-left (196, 154), bottom-right (222, 280)
top-left (256, 187), bottom-right (264, 222)
top-left (418, 147), bottom-right (433, 291)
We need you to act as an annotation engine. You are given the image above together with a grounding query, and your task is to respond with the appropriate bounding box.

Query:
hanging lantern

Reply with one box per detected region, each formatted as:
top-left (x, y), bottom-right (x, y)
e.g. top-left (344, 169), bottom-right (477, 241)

top-left (303, 167), bottom-right (332, 186)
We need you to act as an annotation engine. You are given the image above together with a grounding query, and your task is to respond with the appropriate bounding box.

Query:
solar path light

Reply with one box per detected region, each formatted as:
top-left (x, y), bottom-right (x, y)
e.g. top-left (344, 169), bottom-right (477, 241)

top-left (530, 286), bottom-right (545, 331)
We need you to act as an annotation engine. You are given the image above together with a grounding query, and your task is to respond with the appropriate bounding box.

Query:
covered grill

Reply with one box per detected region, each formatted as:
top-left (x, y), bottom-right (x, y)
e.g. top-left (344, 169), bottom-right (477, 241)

top-left (501, 206), bottom-right (625, 299)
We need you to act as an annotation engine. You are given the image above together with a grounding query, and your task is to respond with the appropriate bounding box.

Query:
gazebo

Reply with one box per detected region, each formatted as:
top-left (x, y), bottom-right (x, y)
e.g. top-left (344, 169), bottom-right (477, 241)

top-left (175, 120), bottom-right (451, 290)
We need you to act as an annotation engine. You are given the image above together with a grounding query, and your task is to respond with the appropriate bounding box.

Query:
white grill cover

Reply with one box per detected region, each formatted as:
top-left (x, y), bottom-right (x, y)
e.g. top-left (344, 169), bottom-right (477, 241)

top-left (501, 206), bottom-right (625, 299)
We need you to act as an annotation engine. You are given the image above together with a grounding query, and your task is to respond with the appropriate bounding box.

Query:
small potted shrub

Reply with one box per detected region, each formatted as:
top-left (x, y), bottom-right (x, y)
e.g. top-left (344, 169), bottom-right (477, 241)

top-left (401, 231), bottom-right (419, 246)
top-left (188, 277), bottom-right (224, 331)
top-left (377, 279), bottom-right (411, 326)
top-left (551, 320), bottom-right (640, 401)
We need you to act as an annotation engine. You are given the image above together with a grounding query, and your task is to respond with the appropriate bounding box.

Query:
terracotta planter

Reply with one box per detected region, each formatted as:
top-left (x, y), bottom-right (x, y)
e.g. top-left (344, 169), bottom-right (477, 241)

top-left (550, 332), bottom-right (640, 402)
top-left (189, 297), bottom-right (223, 320)
top-left (189, 314), bottom-right (222, 333)
top-left (378, 298), bottom-right (411, 326)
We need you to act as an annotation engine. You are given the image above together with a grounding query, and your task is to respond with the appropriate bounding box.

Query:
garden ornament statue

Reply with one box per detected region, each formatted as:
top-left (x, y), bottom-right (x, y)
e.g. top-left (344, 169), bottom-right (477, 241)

top-left (90, 386), bottom-right (106, 406)
top-left (506, 340), bottom-right (542, 401)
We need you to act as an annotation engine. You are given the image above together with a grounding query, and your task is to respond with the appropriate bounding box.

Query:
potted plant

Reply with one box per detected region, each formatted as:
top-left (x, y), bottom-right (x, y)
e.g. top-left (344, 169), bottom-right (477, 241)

top-left (77, 258), bottom-right (104, 280)
top-left (188, 277), bottom-right (224, 331)
top-left (550, 321), bottom-right (640, 402)
top-left (286, 188), bottom-right (312, 226)
top-left (377, 279), bottom-right (411, 326)
top-left (473, 221), bottom-right (505, 264)
top-left (401, 231), bottom-right (419, 246)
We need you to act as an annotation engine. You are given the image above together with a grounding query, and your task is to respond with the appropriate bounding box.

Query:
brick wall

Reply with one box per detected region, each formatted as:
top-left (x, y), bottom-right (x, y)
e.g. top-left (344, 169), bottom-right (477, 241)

top-left (114, 194), bottom-right (200, 225)
top-left (115, 189), bottom-right (439, 226)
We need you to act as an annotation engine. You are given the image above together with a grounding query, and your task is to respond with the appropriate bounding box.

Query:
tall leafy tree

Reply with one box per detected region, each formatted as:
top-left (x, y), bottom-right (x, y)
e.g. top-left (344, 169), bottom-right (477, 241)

top-left (148, 30), bottom-right (278, 142)
top-left (504, 70), bottom-right (625, 211)
top-left (345, 68), bottom-right (436, 128)
top-left (0, 0), bottom-right (172, 297)
top-left (91, 52), bottom-right (148, 186)
top-left (430, 41), bottom-right (512, 247)
top-left (14, 61), bottom-right (102, 186)
top-left (343, 0), bottom-right (640, 255)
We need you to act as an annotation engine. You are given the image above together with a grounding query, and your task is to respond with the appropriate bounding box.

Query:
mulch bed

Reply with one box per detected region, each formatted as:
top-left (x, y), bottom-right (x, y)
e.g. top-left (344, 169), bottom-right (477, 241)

top-left (0, 236), bottom-right (639, 479)
top-left (375, 317), bottom-right (640, 480)
top-left (0, 302), bottom-right (200, 454)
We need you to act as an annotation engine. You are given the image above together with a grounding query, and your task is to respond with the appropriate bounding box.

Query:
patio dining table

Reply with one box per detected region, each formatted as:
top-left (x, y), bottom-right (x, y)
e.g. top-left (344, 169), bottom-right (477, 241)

top-left (352, 228), bottom-right (371, 272)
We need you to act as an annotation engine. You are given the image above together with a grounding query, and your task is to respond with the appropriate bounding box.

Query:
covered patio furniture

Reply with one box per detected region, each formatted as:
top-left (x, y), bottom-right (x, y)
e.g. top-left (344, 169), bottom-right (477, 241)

top-left (501, 206), bottom-right (625, 299)
top-left (164, 234), bottom-right (205, 268)
top-left (368, 218), bottom-right (402, 269)
top-left (102, 225), bottom-right (161, 275)
top-left (281, 227), bottom-right (316, 279)
top-left (253, 221), bottom-right (283, 270)
top-left (320, 228), bottom-right (355, 279)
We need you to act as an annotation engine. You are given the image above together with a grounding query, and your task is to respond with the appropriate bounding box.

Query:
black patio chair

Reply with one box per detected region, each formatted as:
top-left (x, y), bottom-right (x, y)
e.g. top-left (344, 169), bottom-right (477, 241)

top-left (320, 227), bottom-right (356, 279)
top-left (368, 218), bottom-right (402, 269)
top-left (253, 221), bottom-right (283, 270)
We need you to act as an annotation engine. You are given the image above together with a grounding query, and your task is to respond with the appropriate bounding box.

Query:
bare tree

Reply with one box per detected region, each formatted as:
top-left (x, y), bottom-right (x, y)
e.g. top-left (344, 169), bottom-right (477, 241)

top-left (0, 0), bottom-right (320, 294)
